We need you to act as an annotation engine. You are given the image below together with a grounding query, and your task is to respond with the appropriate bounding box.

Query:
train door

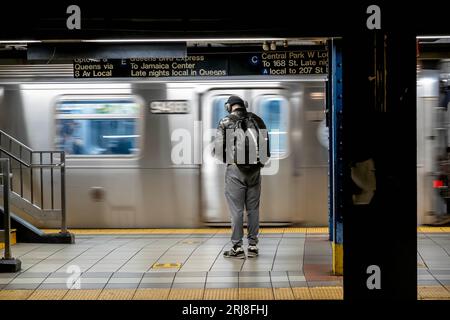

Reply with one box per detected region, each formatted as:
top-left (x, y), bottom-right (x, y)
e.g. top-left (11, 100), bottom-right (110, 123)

top-left (200, 83), bottom-right (328, 225)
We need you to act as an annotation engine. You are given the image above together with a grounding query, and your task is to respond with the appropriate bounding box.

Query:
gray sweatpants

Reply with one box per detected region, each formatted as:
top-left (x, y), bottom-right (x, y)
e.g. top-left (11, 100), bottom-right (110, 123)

top-left (224, 164), bottom-right (261, 246)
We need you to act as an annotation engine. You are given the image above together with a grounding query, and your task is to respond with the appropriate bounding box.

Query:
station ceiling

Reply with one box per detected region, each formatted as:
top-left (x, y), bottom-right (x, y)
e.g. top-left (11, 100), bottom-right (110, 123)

top-left (0, 2), bottom-right (449, 42)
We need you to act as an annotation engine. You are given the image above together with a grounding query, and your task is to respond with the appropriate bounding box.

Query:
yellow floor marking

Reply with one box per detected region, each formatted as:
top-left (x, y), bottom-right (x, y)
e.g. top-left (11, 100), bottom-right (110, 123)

top-left (239, 288), bottom-right (274, 300)
top-left (309, 287), bottom-right (343, 300)
top-left (168, 288), bottom-right (204, 300)
top-left (63, 289), bottom-right (102, 300)
top-left (285, 228), bottom-right (307, 233)
top-left (0, 290), bottom-right (34, 300)
top-left (332, 242), bottom-right (344, 276)
top-left (259, 228), bottom-right (285, 234)
top-left (41, 227), bottom-right (317, 235)
top-left (418, 227), bottom-right (444, 233)
top-left (418, 286), bottom-right (450, 300)
top-left (0, 286), bottom-right (447, 300)
top-left (28, 289), bottom-right (68, 300)
top-left (203, 288), bottom-right (239, 300)
top-left (42, 226), bottom-right (450, 235)
top-left (132, 288), bottom-right (170, 300)
top-left (98, 289), bottom-right (136, 300)
top-left (307, 227), bottom-right (329, 234)
top-left (273, 287), bottom-right (295, 300)
top-left (292, 287), bottom-right (312, 300)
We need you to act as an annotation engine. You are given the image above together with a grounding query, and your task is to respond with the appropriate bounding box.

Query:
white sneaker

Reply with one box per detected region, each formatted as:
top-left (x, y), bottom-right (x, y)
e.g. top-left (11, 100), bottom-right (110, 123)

top-left (248, 245), bottom-right (259, 257)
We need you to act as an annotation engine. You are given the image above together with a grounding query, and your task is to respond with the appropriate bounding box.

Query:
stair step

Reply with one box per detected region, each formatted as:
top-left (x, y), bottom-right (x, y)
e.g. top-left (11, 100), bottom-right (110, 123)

top-left (0, 229), bottom-right (17, 249)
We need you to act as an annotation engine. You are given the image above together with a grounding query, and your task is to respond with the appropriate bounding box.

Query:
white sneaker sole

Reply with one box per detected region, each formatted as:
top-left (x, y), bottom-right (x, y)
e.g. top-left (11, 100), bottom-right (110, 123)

top-left (224, 254), bottom-right (246, 259)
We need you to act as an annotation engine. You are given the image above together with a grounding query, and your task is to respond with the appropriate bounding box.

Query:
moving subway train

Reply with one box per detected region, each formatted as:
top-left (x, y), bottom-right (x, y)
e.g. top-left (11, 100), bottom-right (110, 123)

top-left (417, 59), bottom-right (450, 225)
top-left (0, 66), bottom-right (328, 228)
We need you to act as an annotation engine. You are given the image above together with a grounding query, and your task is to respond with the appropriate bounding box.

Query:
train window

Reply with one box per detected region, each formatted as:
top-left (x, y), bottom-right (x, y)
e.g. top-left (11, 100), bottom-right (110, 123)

top-left (211, 96), bottom-right (229, 129)
top-left (55, 98), bottom-right (141, 156)
top-left (254, 96), bottom-right (289, 158)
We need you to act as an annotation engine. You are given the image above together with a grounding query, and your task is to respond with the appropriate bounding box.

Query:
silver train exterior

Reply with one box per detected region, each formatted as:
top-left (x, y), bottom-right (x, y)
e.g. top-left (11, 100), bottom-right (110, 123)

top-left (0, 65), bottom-right (329, 228)
top-left (417, 60), bottom-right (450, 225)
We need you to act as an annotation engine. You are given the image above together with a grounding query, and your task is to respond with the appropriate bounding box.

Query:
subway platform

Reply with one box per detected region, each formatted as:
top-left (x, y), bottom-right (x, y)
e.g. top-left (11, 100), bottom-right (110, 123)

top-left (0, 227), bottom-right (449, 300)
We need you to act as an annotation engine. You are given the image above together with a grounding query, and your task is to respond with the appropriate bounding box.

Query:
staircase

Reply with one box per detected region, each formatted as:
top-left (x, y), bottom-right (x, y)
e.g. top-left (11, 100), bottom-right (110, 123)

top-left (0, 129), bottom-right (74, 244)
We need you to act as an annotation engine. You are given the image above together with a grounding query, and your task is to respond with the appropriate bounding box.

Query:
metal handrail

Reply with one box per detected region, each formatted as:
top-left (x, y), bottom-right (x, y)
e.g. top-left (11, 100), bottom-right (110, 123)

top-left (0, 129), bottom-right (67, 234)
top-left (0, 130), bottom-right (33, 154)
top-left (0, 148), bottom-right (64, 168)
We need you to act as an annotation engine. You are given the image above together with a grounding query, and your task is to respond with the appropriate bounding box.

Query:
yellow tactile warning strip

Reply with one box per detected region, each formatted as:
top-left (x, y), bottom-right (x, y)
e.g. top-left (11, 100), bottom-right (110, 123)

top-left (417, 227), bottom-right (450, 233)
top-left (168, 288), bottom-right (205, 300)
top-left (306, 227), bottom-right (329, 234)
top-left (309, 287), bottom-right (343, 300)
top-left (28, 289), bottom-right (68, 300)
top-left (98, 289), bottom-right (136, 300)
top-left (239, 288), bottom-right (274, 300)
top-left (273, 288), bottom-right (295, 300)
top-left (292, 287), bottom-right (312, 300)
top-left (63, 289), bottom-right (102, 300)
top-left (42, 226), bottom-right (450, 234)
top-left (0, 290), bottom-right (34, 300)
top-left (42, 228), bottom-right (232, 234)
top-left (204, 288), bottom-right (239, 300)
top-left (133, 289), bottom-right (170, 300)
top-left (418, 286), bottom-right (450, 300)
top-left (286, 227), bottom-right (308, 233)
top-left (0, 286), bottom-right (449, 300)
top-left (259, 228), bottom-right (285, 234)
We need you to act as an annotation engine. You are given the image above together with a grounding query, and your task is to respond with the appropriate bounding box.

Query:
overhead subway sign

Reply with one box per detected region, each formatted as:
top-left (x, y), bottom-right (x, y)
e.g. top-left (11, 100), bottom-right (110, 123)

top-left (73, 49), bottom-right (328, 78)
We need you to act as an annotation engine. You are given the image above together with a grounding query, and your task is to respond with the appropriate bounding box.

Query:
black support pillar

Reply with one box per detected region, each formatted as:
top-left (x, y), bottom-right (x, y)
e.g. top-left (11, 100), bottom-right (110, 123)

top-left (343, 27), bottom-right (417, 299)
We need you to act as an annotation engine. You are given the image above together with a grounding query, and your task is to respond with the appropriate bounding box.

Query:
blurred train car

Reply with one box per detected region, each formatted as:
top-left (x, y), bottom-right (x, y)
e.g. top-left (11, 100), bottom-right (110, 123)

top-left (0, 65), bottom-right (328, 228)
top-left (417, 59), bottom-right (450, 225)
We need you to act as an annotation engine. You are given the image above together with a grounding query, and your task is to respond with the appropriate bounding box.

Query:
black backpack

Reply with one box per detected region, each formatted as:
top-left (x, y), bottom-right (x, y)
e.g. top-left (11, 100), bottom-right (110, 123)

top-left (227, 113), bottom-right (263, 167)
